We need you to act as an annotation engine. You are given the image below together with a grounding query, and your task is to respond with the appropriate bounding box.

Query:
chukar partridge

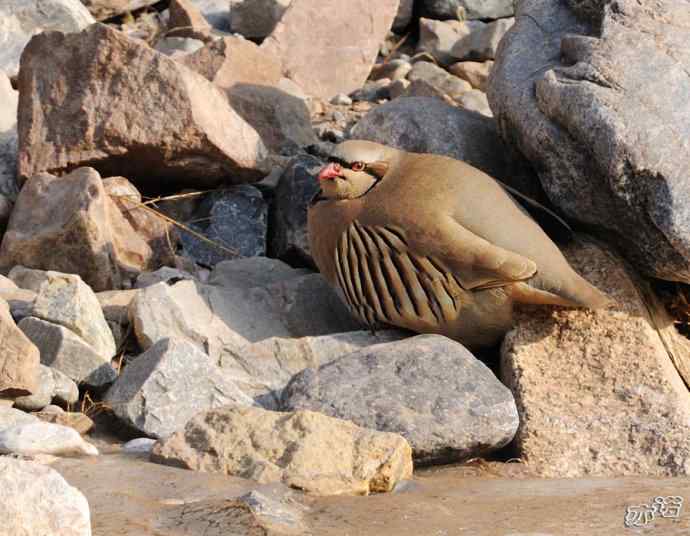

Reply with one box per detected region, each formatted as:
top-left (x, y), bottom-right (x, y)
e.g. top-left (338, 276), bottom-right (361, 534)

top-left (307, 140), bottom-right (609, 348)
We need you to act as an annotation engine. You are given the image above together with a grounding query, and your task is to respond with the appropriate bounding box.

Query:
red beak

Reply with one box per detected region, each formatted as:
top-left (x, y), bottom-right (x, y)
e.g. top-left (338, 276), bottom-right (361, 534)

top-left (318, 163), bottom-right (342, 181)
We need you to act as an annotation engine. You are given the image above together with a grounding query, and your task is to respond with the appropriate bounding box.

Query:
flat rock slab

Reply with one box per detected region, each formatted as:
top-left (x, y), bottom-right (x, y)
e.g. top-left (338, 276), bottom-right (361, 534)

top-left (17, 23), bottom-right (267, 189)
top-left (502, 238), bottom-right (690, 477)
top-left (261, 0), bottom-right (400, 100)
top-left (151, 406), bottom-right (413, 496)
top-left (283, 334), bottom-right (518, 464)
top-left (488, 0), bottom-right (690, 283)
top-left (0, 457), bottom-right (91, 536)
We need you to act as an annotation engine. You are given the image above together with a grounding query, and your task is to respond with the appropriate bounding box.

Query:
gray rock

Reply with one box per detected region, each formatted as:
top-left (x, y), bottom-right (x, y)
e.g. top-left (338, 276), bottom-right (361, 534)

top-left (393, 0), bottom-right (414, 32)
top-left (13, 365), bottom-right (55, 411)
top-left (283, 334), bottom-right (519, 464)
top-left (350, 79), bottom-right (392, 102)
top-left (229, 0), bottom-right (291, 38)
top-left (105, 337), bottom-right (254, 438)
top-left (417, 18), bottom-right (479, 66)
top-left (420, 0), bottom-right (463, 20)
top-left (0, 0), bottom-right (94, 78)
top-left (122, 437), bottom-right (156, 454)
top-left (154, 36), bottom-right (205, 57)
top-left (18, 317), bottom-right (118, 388)
top-left (457, 0), bottom-right (514, 20)
top-left (456, 88), bottom-right (492, 116)
top-left (0, 458), bottom-right (92, 536)
top-left (351, 97), bottom-right (543, 200)
top-left (488, 0), bottom-right (690, 283)
top-left (0, 71), bottom-right (18, 201)
top-left (450, 18), bottom-right (514, 61)
top-left (407, 61), bottom-right (472, 99)
top-left (208, 257), bottom-right (311, 289)
top-left (269, 155), bottom-right (322, 262)
top-left (237, 490), bottom-right (307, 533)
top-left (0, 422), bottom-right (98, 456)
top-left (135, 267), bottom-right (197, 289)
top-left (181, 185), bottom-right (267, 267)
top-left (369, 59), bottom-right (412, 82)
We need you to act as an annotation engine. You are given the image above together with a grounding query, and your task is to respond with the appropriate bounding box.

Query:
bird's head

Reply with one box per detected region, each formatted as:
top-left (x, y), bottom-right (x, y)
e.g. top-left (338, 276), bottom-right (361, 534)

top-left (315, 140), bottom-right (397, 200)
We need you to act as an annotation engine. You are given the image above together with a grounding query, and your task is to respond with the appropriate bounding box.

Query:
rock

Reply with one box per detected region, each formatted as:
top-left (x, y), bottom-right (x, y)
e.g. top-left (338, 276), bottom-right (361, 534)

top-left (49, 368), bottom-right (80, 406)
top-left (234, 490), bottom-right (307, 534)
top-left (0, 169), bottom-right (160, 291)
top-left (417, 18), bottom-right (480, 66)
top-left (0, 299), bottom-right (39, 397)
top-left (387, 79), bottom-right (411, 99)
top-left (97, 289), bottom-right (139, 324)
top-left (284, 335), bottom-right (518, 464)
top-left (151, 406), bottom-right (413, 495)
top-left (0, 0), bottom-right (94, 78)
top-left (488, 0), bottom-right (690, 283)
top-left (208, 257), bottom-right (311, 289)
top-left (459, 0), bottom-right (514, 19)
top-left (350, 79), bottom-right (392, 102)
top-left (351, 97), bottom-right (540, 198)
top-left (181, 36), bottom-right (315, 155)
top-left (0, 274), bottom-right (16, 289)
top-left (269, 155), bottom-right (321, 262)
top-left (105, 337), bottom-right (254, 438)
top-left (370, 59), bottom-right (412, 82)
top-left (35, 412), bottom-right (94, 435)
top-left (123, 437), bottom-right (156, 453)
top-left (420, 0), bottom-right (463, 20)
top-left (261, 0), bottom-right (400, 100)
top-left (190, 0), bottom-right (230, 31)
top-left (502, 238), bottom-right (690, 477)
top-left (13, 270), bottom-right (117, 358)
top-left (451, 18), bottom-right (514, 62)
top-left (0, 287), bottom-right (35, 319)
top-left (393, 0), bottom-right (414, 32)
top-left (180, 185), bottom-right (268, 267)
top-left (0, 458), bottom-right (91, 536)
top-left (456, 88), bottom-right (492, 117)
top-left (0, 422), bottom-right (98, 456)
top-left (167, 0), bottom-right (212, 40)
top-left (155, 36), bottom-right (205, 58)
top-left (408, 61), bottom-right (472, 100)
top-left (220, 330), bottom-right (407, 408)
top-left (17, 23), bottom-right (267, 189)
top-left (229, 0), bottom-right (292, 38)
top-left (81, 0), bottom-right (158, 20)
top-left (13, 365), bottom-right (56, 411)
top-left (129, 276), bottom-right (359, 360)
top-left (330, 93), bottom-right (353, 106)
top-left (397, 79), bottom-right (454, 104)
top-left (448, 60), bottom-right (493, 91)
top-left (0, 405), bottom-right (40, 430)
top-left (0, 70), bottom-right (18, 201)
top-left (103, 177), bottom-right (177, 269)
top-left (135, 267), bottom-right (196, 289)
top-left (19, 317), bottom-right (118, 388)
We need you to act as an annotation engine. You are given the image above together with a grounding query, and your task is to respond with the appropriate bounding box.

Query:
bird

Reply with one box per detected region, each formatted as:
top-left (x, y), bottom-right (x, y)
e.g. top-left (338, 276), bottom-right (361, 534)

top-left (307, 140), bottom-right (610, 348)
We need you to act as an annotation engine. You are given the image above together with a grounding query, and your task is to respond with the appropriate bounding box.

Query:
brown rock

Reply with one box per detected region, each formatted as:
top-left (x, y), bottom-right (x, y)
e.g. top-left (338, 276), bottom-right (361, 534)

top-left (502, 238), bottom-right (690, 477)
top-left (181, 36), bottom-right (315, 154)
top-left (151, 406), bottom-right (413, 495)
top-left (97, 289), bottom-right (139, 324)
top-left (0, 299), bottom-right (39, 397)
top-left (34, 411), bottom-right (95, 435)
top-left (167, 0), bottom-right (212, 41)
top-left (448, 60), bottom-right (493, 91)
top-left (17, 23), bottom-right (267, 189)
top-left (260, 0), bottom-right (400, 100)
top-left (0, 168), bottom-right (154, 291)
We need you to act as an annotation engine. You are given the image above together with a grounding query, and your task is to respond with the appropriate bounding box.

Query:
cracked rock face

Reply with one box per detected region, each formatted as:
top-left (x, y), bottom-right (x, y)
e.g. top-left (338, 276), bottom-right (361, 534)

top-left (488, 0), bottom-right (690, 283)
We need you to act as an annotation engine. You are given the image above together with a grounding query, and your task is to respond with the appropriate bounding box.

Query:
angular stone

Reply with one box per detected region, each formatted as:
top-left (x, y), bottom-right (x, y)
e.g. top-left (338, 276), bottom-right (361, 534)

top-left (81, 0), bottom-right (158, 20)
top-left (129, 276), bottom-right (359, 360)
top-left (261, 0), bottom-right (400, 100)
top-left (0, 70), bottom-right (18, 201)
top-left (135, 267), bottom-right (197, 289)
top-left (0, 458), bottom-right (91, 536)
top-left (97, 289), bottom-right (139, 324)
top-left (502, 239), bottom-right (690, 477)
top-left (0, 287), bottom-right (35, 320)
top-left (417, 18), bottom-right (481, 66)
top-left (420, 0), bottom-right (463, 20)
top-left (220, 330), bottom-right (407, 409)
top-left (13, 364), bottom-right (55, 411)
top-left (155, 36), bottom-right (205, 58)
top-left (0, 0), bottom-right (94, 78)
top-left (397, 79), bottom-right (452, 102)
top-left (488, 0), bottom-right (690, 283)
top-left (0, 422), bottom-right (99, 456)
top-left (106, 337), bottom-right (254, 438)
top-left (269, 155), bottom-right (322, 262)
top-left (35, 411), bottom-right (95, 435)
top-left (19, 317), bottom-right (118, 388)
top-left (180, 185), bottom-right (268, 267)
top-left (208, 257), bottom-right (310, 289)
top-left (151, 406), bottom-right (413, 495)
top-left (456, 88), bottom-right (492, 117)
top-left (50, 368), bottom-right (80, 406)
top-left (370, 59), bottom-right (412, 82)
top-left (408, 61), bottom-right (472, 100)
top-left (460, 0), bottom-right (514, 19)
top-left (0, 169), bottom-right (157, 291)
top-left (0, 299), bottom-right (39, 397)
top-left (17, 23), bottom-right (267, 189)
top-left (393, 0), bottom-right (414, 32)
top-left (451, 18), bottom-right (514, 62)
top-left (229, 0), bottom-right (292, 38)
top-left (448, 60), bottom-right (493, 91)
top-left (284, 335), bottom-right (518, 464)
top-left (168, 0), bottom-right (212, 40)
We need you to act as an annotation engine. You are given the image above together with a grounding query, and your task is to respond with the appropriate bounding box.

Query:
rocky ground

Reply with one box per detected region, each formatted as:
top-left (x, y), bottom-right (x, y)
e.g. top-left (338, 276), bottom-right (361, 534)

top-left (1, 0), bottom-right (690, 534)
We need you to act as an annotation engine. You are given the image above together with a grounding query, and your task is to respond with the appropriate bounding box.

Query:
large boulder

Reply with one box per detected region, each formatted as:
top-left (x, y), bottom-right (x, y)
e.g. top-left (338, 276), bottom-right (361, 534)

top-left (488, 0), bottom-right (690, 283)
top-left (0, 71), bottom-right (18, 204)
top-left (260, 0), bottom-right (400, 100)
top-left (17, 23), bottom-right (267, 189)
top-left (151, 406), bottom-right (413, 495)
top-left (0, 458), bottom-right (91, 536)
top-left (0, 0), bottom-right (94, 78)
top-left (502, 238), bottom-right (690, 477)
top-left (283, 335), bottom-right (518, 464)
top-left (0, 299), bottom-right (39, 397)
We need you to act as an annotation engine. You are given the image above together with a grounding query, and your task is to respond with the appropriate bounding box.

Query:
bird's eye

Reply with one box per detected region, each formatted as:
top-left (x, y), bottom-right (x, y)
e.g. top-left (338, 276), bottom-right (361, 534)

top-left (351, 161), bottom-right (365, 172)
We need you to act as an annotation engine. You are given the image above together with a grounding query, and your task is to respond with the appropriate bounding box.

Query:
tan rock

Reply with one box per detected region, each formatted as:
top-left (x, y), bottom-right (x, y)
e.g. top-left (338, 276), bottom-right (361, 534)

top-left (167, 0), bottom-right (212, 41)
top-left (97, 289), bottom-right (139, 324)
top-left (0, 299), bottom-right (39, 397)
top-left (34, 412), bottom-right (94, 435)
top-left (0, 287), bottom-right (35, 319)
top-left (261, 0), bottom-right (400, 100)
top-left (0, 168), bottom-right (154, 291)
top-left (502, 238), bottom-right (690, 477)
top-left (151, 406), bottom-right (413, 495)
top-left (17, 23), bottom-right (267, 189)
top-left (448, 60), bottom-right (493, 91)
